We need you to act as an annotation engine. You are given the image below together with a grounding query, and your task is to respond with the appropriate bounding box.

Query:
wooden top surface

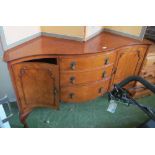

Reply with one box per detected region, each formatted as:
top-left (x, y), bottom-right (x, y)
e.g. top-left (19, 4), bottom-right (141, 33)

top-left (4, 32), bottom-right (152, 62)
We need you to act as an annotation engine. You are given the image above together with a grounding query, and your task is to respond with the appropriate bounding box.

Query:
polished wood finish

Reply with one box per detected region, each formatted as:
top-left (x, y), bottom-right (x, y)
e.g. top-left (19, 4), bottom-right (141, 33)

top-left (134, 45), bottom-right (155, 98)
top-left (60, 65), bottom-right (113, 87)
top-left (12, 62), bottom-right (59, 108)
top-left (59, 52), bottom-right (116, 71)
top-left (61, 80), bottom-right (109, 103)
top-left (4, 32), bottom-right (151, 62)
top-left (112, 45), bottom-right (147, 85)
top-left (11, 62), bottom-right (59, 127)
top-left (4, 32), bottom-right (152, 127)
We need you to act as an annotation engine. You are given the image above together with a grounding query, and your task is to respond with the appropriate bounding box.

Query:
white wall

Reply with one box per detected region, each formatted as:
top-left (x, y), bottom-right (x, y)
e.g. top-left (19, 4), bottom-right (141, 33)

top-left (3, 26), bottom-right (40, 46)
top-left (0, 26), bottom-right (41, 102)
top-left (85, 26), bottom-right (103, 40)
top-left (0, 40), bottom-right (15, 101)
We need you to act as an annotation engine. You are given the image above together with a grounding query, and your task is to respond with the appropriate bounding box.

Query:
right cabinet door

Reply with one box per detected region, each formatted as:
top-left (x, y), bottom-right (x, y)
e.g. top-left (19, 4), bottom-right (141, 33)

top-left (112, 45), bottom-right (148, 85)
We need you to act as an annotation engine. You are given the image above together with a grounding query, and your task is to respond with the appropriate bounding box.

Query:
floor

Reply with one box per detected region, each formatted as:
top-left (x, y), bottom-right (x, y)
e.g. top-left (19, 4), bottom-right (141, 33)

top-left (7, 94), bottom-right (155, 128)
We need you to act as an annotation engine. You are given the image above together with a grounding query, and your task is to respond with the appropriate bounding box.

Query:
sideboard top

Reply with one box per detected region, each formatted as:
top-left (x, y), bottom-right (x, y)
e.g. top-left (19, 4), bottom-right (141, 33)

top-left (4, 31), bottom-right (152, 62)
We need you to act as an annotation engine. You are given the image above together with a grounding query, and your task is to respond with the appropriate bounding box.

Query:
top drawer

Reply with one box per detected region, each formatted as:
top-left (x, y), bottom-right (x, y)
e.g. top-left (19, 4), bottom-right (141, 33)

top-left (59, 52), bottom-right (116, 71)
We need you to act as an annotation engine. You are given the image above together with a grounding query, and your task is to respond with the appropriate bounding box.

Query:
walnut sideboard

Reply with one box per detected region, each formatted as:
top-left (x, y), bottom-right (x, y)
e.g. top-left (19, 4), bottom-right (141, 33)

top-left (3, 32), bottom-right (151, 127)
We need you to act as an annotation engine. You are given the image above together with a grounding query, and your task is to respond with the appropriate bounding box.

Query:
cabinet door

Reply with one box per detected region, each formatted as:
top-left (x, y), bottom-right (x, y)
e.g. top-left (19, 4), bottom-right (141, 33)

top-left (113, 46), bottom-right (147, 85)
top-left (12, 62), bottom-right (59, 110)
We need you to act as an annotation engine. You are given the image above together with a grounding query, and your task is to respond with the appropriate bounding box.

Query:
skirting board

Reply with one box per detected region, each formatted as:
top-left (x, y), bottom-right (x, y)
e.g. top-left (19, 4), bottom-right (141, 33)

top-left (0, 27), bottom-right (41, 51)
top-left (0, 27), bottom-right (147, 51)
top-left (7, 32), bottom-right (41, 50)
top-left (84, 28), bottom-right (104, 41)
top-left (104, 27), bottom-right (147, 40)
top-left (42, 32), bottom-right (84, 41)
top-left (42, 29), bottom-right (105, 42)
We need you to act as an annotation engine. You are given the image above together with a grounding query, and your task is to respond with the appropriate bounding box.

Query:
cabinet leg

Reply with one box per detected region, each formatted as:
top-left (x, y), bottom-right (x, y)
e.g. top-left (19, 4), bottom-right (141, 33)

top-left (20, 111), bottom-right (31, 128)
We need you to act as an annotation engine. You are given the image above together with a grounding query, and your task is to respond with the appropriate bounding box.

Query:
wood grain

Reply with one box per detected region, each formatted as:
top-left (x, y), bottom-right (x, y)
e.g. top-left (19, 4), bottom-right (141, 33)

top-left (111, 45), bottom-right (147, 85)
top-left (12, 62), bottom-right (59, 126)
top-left (3, 32), bottom-right (152, 127)
top-left (4, 32), bottom-right (152, 62)
top-left (61, 79), bottom-right (109, 103)
top-left (59, 52), bottom-right (116, 71)
top-left (60, 65), bottom-right (113, 87)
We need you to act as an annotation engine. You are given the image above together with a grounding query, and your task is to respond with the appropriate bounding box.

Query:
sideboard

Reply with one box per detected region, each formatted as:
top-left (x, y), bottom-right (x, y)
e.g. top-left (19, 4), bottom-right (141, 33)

top-left (3, 32), bottom-right (151, 127)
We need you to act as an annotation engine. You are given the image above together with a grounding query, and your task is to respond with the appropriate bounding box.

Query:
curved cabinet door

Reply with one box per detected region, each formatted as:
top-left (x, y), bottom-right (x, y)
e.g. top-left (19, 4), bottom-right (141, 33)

top-left (12, 62), bottom-right (59, 111)
top-left (112, 45), bottom-right (147, 85)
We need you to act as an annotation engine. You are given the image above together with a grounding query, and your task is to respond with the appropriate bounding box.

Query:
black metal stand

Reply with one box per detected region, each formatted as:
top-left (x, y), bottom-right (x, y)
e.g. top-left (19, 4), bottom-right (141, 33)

top-left (108, 76), bottom-right (155, 127)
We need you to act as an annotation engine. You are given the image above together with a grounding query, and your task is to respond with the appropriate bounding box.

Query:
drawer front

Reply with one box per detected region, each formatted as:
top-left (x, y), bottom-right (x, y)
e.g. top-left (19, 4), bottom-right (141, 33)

top-left (145, 56), bottom-right (155, 67)
top-left (61, 80), bottom-right (109, 103)
top-left (60, 65), bottom-right (113, 86)
top-left (59, 52), bottom-right (116, 71)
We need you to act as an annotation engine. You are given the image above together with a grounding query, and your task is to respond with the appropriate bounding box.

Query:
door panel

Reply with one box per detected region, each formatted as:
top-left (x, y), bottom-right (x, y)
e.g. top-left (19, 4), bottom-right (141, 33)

top-left (12, 62), bottom-right (59, 109)
top-left (113, 46), bottom-right (147, 85)
top-left (134, 45), bottom-right (148, 75)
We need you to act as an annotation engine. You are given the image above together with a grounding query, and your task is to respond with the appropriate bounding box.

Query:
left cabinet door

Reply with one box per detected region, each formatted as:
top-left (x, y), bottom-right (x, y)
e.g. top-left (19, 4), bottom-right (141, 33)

top-left (12, 62), bottom-right (59, 111)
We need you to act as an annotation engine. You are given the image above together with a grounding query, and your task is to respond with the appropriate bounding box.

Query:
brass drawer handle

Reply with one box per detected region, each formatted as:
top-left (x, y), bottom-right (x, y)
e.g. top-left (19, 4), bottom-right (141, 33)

top-left (102, 71), bottom-right (106, 79)
top-left (104, 57), bottom-right (109, 65)
top-left (70, 76), bottom-right (76, 84)
top-left (98, 87), bottom-right (105, 95)
top-left (69, 93), bottom-right (75, 99)
top-left (70, 62), bottom-right (76, 70)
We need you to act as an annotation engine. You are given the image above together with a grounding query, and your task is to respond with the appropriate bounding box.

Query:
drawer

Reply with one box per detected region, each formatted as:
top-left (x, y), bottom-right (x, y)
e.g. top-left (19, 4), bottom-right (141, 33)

top-left (145, 55), bottom-right (155, 67)
top-left (60, 65), bottom-right (113, 86)
top-left (59, 52), bottom-right (116, 71)
top-left (60, 80), bottom-right (109, 103)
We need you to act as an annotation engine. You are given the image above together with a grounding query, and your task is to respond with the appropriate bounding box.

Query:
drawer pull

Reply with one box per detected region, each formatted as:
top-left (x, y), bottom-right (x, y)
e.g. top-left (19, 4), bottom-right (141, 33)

top-left (102, 71), bottom-right (106, 79)
top-left (104, 57), bottom-right (109, 65)
top-left (70, 62), bottom-right (76, 70)
top-left (70, 76), bottom-right (76, 84)
top-left (98, 87), bottom-right (104, 95)
top-left (69, 93), bottom-right (75, 99)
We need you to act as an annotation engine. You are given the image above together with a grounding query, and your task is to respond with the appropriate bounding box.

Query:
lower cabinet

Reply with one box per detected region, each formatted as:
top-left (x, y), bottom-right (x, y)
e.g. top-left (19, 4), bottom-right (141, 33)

top-left (11, 61), bottom-right (59, 127)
